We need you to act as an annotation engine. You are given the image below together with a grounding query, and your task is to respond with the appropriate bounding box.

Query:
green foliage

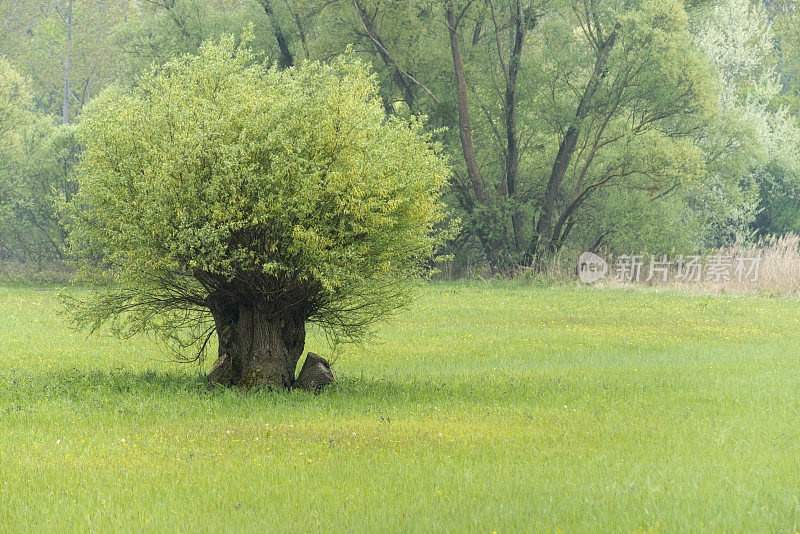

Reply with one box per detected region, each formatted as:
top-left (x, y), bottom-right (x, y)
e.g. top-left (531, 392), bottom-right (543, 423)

top-left (575, 187), bottom-right (701, 256)
top-left (0, 58), bottom-right (77, 267)
top-left (67, 35), bottom-right (451, 346)
top-left (753, 161), bottom-right (800, 236)
top-left (0, 0), bottom-right (128, 121)
top-left (0, 57), bottom-right (30, 128)
top-left (693, 0), bottom-right (800, 244)
top-left (770, 0), bottom-right (800, 115)
top-left (110, 1), bottom-right (277, 85)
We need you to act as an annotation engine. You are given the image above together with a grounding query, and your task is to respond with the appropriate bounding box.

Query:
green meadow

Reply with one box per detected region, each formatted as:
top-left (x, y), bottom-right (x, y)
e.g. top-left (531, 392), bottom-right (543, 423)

top-left (1, 283), bottom-right (799, 532)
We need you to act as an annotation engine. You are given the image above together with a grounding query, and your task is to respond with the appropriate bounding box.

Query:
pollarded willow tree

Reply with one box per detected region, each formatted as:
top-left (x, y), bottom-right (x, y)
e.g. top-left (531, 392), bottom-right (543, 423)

top-left (66, 35), bottom-right (451, 390)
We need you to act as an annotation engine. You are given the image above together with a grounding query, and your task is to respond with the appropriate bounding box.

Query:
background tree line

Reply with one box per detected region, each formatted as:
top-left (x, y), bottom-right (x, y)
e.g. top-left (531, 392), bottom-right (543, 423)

top-left (2, 0), bottom-right (800, 275)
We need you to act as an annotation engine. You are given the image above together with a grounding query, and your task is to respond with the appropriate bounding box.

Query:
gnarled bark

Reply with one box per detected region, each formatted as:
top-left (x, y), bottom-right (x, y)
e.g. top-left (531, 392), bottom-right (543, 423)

top-left (205, 301), bottom-right (332, 392)
top-left (207, 304), bottom-right (292, 389)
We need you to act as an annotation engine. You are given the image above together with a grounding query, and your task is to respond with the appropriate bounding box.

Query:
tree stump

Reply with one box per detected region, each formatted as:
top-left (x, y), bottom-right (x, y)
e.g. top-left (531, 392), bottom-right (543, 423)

top-left (206, 353), bottom-right (233, 389)
top-left (294, 352), bottom-right (335, 392)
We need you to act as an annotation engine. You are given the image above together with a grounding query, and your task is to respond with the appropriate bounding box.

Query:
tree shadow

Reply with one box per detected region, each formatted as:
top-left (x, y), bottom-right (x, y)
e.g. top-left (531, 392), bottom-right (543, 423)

top-left (0, 367), bottom-right (207, 398)
top-left (0, 367), bottom-right (543, 406)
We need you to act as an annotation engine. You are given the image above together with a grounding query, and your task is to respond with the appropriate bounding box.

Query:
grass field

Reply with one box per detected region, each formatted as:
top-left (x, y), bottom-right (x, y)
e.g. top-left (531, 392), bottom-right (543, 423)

top-left (1, 283), bottom-right (799, 532)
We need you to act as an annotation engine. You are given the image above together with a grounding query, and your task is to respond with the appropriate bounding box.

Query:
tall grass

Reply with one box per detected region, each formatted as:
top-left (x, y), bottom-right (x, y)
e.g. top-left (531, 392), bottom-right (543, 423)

top-left (733, 234), bottom-right (800, 294)
top-left (565, 234), bottom-right (800, 295)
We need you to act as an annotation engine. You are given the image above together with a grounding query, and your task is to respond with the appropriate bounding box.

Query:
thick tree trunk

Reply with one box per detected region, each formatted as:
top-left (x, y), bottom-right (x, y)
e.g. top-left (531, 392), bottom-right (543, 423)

top-left (283, 315), bottom-right (306, 376)
top-left (206, 302), bottom-right (325, 391)
top-left (236, 307), bottom-right (294, 389)
top-left (258, 0), bottom-right (294, 69)
top-left (207, 304), bottom-right (291, 389)
top-left (208, 302), bottom-right (336, 392)
top-left (446, 3), bottom-right (486, 206)
top-left (62, 0), bottom-right (73, 125)
top-left (504, 0), bottom-right (527, 254)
